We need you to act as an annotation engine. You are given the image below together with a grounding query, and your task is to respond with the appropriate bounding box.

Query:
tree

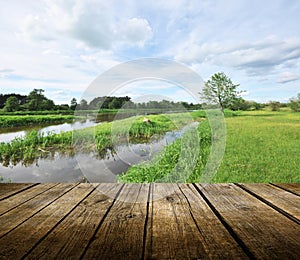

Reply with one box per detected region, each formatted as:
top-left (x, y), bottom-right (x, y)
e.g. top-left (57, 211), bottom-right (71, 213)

top-left (269, 101), bottom-right (281, 111)
top-left (4, 96), bottom-right (19, 112)
top-left (70, 98), bottom-right (77, 110)
top-left (201, 72), bottom-right (242, 112)
top-left (79, 99), bottom-right (88, 110)
top-left (26, 89), bottom-right (55, 111)
top-left (289, 93), bottom-right (300, 112)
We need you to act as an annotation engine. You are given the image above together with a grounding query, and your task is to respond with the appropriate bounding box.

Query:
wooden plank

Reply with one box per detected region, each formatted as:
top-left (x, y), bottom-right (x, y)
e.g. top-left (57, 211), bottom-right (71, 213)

top-left (178, 184), bottom-right (248, 258)
top-left (0, 183), bottom-right (57, 216)
top-left (0, 184), bottom-right (36, 201)
top-left (273, 183), bottom-right (300, 195)
top-left (82, 184), bottom-right (149, 259)
top-left (26, 184), bottom-right (122, 259)
top-left (197, 183), bottom-right (300, 259)
top-left (145, 184), bottom-right (247, 259)
top-left (239, 183), bottom-right (300, 221)
top-left (0, 183), bottom-right (94, 259)
top-left (0, 183), bottom-right (76, 239)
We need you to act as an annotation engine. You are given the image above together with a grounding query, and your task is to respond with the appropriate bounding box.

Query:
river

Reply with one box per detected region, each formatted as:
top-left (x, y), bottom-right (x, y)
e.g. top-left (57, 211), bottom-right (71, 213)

top-left (0, 112), bottom-right (198, 183)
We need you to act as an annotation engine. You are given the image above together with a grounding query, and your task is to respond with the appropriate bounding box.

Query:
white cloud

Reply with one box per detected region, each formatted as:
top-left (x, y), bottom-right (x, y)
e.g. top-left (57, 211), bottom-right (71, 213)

top-left (277, 72), bottom-right (300, 84)
top-left (19, 1), bottom-right (153, 50)
top-left (0, 68), bottom-right (14, 78)
top-left (1, 0), bottom-right (300, 104)
top-left (121, 18), bottom-right (153, 47)
top-left (175, 36), bottom-right (300, 77)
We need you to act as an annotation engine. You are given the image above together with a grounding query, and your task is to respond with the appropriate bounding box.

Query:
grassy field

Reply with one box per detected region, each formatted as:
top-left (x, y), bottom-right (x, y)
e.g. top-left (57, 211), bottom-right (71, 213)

top-left (214, 111), bottom-right (300, 182)
top-left (119, 110), bottom-right (300, 183)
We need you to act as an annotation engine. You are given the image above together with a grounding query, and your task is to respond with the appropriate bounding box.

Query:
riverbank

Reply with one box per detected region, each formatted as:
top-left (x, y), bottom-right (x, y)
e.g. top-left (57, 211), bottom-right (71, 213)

top-left (119, 111), bottom-right (300, 183)
top-left (0, 115), bottom-right (74, 128)
top-left (0, 113), bottom-right (195, 167)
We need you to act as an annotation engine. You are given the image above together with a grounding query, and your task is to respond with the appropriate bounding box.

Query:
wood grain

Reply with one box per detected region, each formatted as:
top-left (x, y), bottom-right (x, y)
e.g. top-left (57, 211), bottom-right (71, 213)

top-left (82, 184), bottom-right (149, 259)
top-left (0, 183), bottom-right (299, 259)
top-left (0, 183), bottom-right (76, 239)
top-left (0, 183), bottom-right (57, 216)
top-left (239, 183), bottom-right (300, 221)
top-left (26, 184), bottom-right (122, 259)
top-left (0, 184), bottom-right (93, 258)
top-left (197, 183), bottom-right (300, 259)
top-left (145, 183), bottom-right (247, 259)
top-left (273, 183), bottom-right (300, 195)
top-left (0, 183), bottom-right (36, 201)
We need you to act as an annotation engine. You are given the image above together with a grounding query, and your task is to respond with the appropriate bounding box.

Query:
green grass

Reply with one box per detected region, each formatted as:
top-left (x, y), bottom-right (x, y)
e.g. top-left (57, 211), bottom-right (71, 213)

top-left (119, 110), bottom-right (300, 183)
top-left (0, 113), bottom-right (193, 165)
top-left (118, 120), bottom-right (211, 183)
top-left (0, 115), bottom-right (74, 128)
top-left (0, 130), bottom-right (73, 166)
top-left (213, 111), bottom-right (300, 182)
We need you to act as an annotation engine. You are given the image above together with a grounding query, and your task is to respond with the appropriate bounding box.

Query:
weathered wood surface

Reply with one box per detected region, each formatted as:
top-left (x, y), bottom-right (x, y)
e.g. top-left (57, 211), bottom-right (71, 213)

top-left (0, 183), bottom-right (299, 259)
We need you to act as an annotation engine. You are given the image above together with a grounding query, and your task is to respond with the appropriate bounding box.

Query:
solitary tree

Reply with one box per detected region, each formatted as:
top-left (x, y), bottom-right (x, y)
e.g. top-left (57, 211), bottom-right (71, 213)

top-left (4, 96), bottom-right (19, 112)
top-left (201, 72), bottom-right (242, 112)
top-left (70, 98), bottom-right (77, 110)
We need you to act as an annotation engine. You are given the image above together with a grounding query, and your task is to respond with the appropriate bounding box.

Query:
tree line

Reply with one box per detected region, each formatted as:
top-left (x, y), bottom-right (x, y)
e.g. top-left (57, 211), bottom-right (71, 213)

top-left (0, 89), bottom-right (201, 112)
top-left (1, 79), bottom-right (299, 113)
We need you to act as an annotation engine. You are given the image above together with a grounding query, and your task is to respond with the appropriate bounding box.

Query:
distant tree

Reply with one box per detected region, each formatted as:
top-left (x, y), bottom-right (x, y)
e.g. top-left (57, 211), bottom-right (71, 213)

top-left (201, 72), bottom-right (243, 112)
top-left (26, 89), bottom-right (55, 111)
top-left (56, 104), bottom-right (70, 110)
top-left (4, 96), bottom-right (19, 112)
top-left (27, 89), bottom-right (45, 110)
top-left (123, 100), bottom-right (136, 109)
top-left (269, 101), bottom-right (281, 111)
top-left (70, 98), bottom-right (77, 110)
top-left (0, 94), bottom-right (27, 109)
top-left (108, 98), bottom-right (120, 109)
top-left (79, 99), bottom-right (88, 110)
top-left (289, 93), bottom-right (300, 112)
top-left (41, 99), bottom-right (55, 110)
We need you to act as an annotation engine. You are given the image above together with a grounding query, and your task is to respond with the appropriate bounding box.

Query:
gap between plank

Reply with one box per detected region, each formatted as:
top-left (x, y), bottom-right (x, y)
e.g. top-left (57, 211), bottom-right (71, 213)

top-left (235, 183), bottom-right (300, 225)
top-left (79, 184), bottom-right (125, 259)
top-left (0, 183), bottom-right (80, 240)
top-left (0, 183), bottom-right (39, 202)
top-left (192, 183), bottom-right (255, 259)
top-left (141, 183), bottom-right (151, 260)
top-left (21, 184), bottom-right (99, 259)
top-left (177, 184), bottom-right (210, 248)
top-left (270, 183), bottom-right (300, 197)
top-left (0, 183), bottom-right (60, 217)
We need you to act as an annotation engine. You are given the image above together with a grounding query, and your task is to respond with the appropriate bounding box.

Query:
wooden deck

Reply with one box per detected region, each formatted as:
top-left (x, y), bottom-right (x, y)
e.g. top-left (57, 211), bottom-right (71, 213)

top-left (0, 183), bottom-right (299, 259)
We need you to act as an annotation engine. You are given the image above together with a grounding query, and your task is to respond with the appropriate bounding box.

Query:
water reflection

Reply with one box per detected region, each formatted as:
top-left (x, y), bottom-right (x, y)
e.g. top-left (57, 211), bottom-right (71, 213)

top-left (0, 123), bottom-right (198, 183)
top-left (0, 119), bottom-right (99, 143)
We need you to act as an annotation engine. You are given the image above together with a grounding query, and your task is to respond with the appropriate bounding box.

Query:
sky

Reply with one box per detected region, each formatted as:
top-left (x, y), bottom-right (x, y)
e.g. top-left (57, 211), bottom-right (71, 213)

top-left (0, 0), bottom-right (300, 104)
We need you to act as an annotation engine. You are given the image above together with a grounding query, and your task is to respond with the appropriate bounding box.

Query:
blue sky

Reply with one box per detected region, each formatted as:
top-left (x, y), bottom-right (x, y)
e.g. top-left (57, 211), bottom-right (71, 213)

top-left (0, 0), bottom-right (300, 104)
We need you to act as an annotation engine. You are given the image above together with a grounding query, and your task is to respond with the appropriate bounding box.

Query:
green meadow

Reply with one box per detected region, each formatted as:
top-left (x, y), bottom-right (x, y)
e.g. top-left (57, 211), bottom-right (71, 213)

top-left (214, 111), bottom-right (300, 182)
top-left (119, 110), bottom-right (300, 183)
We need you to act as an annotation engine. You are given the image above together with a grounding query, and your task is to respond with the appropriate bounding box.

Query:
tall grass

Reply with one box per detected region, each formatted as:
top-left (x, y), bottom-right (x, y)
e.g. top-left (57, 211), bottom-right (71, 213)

top-left (118, 120), bottom-right (212, 183)
top-left (0, 113), bottom-right (192, 165)
top-left (0, 130), bottom-right (72, 166)
top-left (0, 115), bottom-right (74, 128)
